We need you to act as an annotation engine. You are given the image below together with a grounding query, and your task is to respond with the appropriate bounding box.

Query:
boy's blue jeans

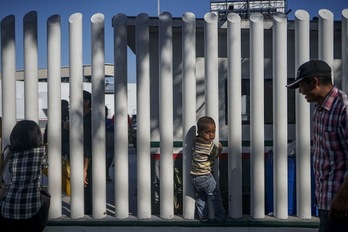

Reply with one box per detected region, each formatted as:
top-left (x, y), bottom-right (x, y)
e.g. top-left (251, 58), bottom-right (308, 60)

top-left (191, 174), bottom-right (226, 221)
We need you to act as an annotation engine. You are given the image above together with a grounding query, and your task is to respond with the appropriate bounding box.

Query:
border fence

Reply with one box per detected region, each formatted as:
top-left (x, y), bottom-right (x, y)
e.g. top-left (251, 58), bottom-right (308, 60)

top-left (1, 9), bottom-right (348, 224)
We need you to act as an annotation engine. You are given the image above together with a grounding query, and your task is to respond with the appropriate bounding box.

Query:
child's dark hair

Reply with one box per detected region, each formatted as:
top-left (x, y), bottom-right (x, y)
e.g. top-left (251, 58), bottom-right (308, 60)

top-left (10, 120), bottom-right (43, 152)
top-left (197, 116), bottom-right (215, 132)
top-left (83, 90), bottom-right (92, 102)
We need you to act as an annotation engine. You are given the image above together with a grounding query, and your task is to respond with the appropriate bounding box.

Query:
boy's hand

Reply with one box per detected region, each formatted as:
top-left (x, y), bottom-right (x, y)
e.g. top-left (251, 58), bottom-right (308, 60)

top-left (218, 142), bottom-right (223, 153)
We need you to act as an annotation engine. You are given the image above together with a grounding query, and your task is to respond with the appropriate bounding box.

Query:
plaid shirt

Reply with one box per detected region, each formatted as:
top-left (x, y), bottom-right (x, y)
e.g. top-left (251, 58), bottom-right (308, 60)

top-left (0, 146), bottom-right (47, 219)
top-left (313, 86), bottom-right (348, 210)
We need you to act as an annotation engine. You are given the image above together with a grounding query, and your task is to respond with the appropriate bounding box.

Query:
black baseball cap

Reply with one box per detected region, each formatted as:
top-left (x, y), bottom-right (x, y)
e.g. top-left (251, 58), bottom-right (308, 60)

top-left (286, 60), bottom-right (331, 89)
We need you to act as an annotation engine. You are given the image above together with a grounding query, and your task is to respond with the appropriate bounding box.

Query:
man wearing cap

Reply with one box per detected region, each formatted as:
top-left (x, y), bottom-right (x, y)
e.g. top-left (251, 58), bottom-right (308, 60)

top-left (287, 60), bottom-right (348, 232)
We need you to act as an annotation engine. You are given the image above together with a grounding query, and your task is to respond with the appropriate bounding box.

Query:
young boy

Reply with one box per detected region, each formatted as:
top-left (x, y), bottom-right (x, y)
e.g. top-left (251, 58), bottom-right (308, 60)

top-left (191, 116), bottom-right (226, 222)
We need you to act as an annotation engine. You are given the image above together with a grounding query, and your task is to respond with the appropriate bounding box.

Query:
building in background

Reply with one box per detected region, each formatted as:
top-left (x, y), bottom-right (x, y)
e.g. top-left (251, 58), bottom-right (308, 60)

top-left (210, 0), bottom-right (289, 20)
top-left (0, 64), bottom-right (137, 130)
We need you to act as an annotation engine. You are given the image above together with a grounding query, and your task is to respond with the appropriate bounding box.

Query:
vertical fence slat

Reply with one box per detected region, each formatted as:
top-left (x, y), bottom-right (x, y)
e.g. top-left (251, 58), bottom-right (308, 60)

top-left (1, 15), bottom-right (16, 151)
top-left (112, 13), bottom-right (130, 219)
top-left (295, 9), bottom-right (312, 219)
top-left (47, 14), bottom-right (62, 219)
top-left (135, 13), bottom-right (152, 219)
top-left (182, 12), bottom-right (196, 220)
top-left (272, 12), bottom-right (288, 219)
top-left (318, 10), bottom-right (334, 81)
top-left (250, 12), bottom-right (265, 219)
top-left (69, 12), bottom-right (85, 219)
top-left (204, 12), bottom-right (219, 139)
top-left (91, 13), bottom-right (106, 219)
top-left (342, 10), bottom-right (348, 92)
top-left (227, 12), bottom-right (243, 219)
top-left (204, 12), bottom-right (220, 219)
top-left (159, 12), bottom-right (174, 219)
top-left (23, 11), bottom-right (38, 122)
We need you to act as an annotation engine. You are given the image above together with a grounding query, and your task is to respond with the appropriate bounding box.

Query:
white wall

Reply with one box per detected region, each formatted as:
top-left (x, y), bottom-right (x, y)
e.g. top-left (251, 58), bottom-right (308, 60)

top-left (0, 80), bottom-right (137, 123)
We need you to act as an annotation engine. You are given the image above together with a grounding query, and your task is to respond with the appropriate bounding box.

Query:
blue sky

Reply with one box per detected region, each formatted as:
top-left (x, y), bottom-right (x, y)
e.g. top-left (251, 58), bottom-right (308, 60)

top-left (0, 0), bottom-right (347, 83)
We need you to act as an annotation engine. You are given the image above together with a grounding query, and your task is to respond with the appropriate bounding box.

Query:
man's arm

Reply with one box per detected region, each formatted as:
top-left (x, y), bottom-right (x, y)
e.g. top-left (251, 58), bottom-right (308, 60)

top-left (330, 175), bottom-right (348, 219)
top-left (83, 157), bottom-right (90, 186)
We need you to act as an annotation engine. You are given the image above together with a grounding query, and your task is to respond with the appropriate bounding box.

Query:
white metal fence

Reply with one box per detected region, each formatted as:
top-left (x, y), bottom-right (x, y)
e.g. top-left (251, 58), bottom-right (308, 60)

top-left (1, 9), bottom-right (348, 222)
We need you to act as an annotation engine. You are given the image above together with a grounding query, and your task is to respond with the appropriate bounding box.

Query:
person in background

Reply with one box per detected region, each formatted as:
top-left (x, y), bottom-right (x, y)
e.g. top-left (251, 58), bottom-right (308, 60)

top-left (190, 116), bottom-right (226, 222)
top-left (61, 100), bottom-right (70, 160)
top-left (287, 60), bottom-right (348, 232)
top-left (82, 90), bottom-right (93, 215)
top-left (0, 120), bottom-right (49, 231)
top-left (43, 99), bottom-right (70, 159)
top-left (105, 106), bottom-right (114, 182)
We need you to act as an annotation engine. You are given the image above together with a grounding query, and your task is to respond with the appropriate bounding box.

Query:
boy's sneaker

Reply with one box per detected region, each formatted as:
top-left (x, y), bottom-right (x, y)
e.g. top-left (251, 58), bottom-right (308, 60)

top-left (198, 217), bottom-right (208, 222)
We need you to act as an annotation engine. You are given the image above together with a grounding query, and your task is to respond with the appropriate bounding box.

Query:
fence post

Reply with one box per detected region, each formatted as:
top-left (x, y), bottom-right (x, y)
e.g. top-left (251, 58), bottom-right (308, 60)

top-left (23, 11), bottom-right (39, 122)
top-left (91, 12), bottom-right (106, 219)
top-left (227, 12), bottom-right (243, 219)
top-left (159, 12), bottom-right (174, 219)
top-left (295, 9), bottom-right (312, 219)
top-left (47, 14), bottom-right (62, 219)
top-left (342, 9), bottom-right (348, 92)
top-left (182, 12), bottom-right (196, 220)
top-left (318, 10), bottom-right (334, 81)
top-left (1, 15), bottom-right (16, 150)
top-left (113, 13), bottom-right (130, 219)
top-left (272, 12), bottom-right (288, 219)
top-left (204, 12), bottom-right (219, 220)
top-left (69, 12), bottom-right (85, 219)
top-left (135, 13), bottom-right (152, 219)
top-left (250, 12), bottom-right (265, 219)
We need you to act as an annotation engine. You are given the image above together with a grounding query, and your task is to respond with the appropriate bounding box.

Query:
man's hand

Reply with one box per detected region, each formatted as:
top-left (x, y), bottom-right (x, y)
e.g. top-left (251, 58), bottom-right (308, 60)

top-left (84, 171), bottom-right (88, 187)
top-left (83, 157), bottom-right (90, 187)
top-left (330, 176), bottom-right (348, 220)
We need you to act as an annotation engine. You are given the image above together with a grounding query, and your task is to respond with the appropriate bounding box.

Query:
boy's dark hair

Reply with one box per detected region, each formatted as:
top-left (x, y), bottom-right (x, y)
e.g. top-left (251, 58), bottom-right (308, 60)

top-left (83, 90), bottom-right (92, 109)
top-left (61, 99), bottom-right (69, 120)
top-left (197, 116), bottom-right (215, 132)
top-left (83, 90), bottom-right (91, 102)
top-left (10, 120), bottom-right (43, 152)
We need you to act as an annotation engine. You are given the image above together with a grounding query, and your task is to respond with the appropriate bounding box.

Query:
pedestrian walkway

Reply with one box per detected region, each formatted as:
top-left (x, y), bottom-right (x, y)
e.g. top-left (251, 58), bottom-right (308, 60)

top-left (45, 225), bottom-right (317, 232)
top-left (45, 216), bottom-right (319, 232)
top-left (54, 146), bottom-right (138, 218)
top-left (43, 147), bottom-right (319, 232)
